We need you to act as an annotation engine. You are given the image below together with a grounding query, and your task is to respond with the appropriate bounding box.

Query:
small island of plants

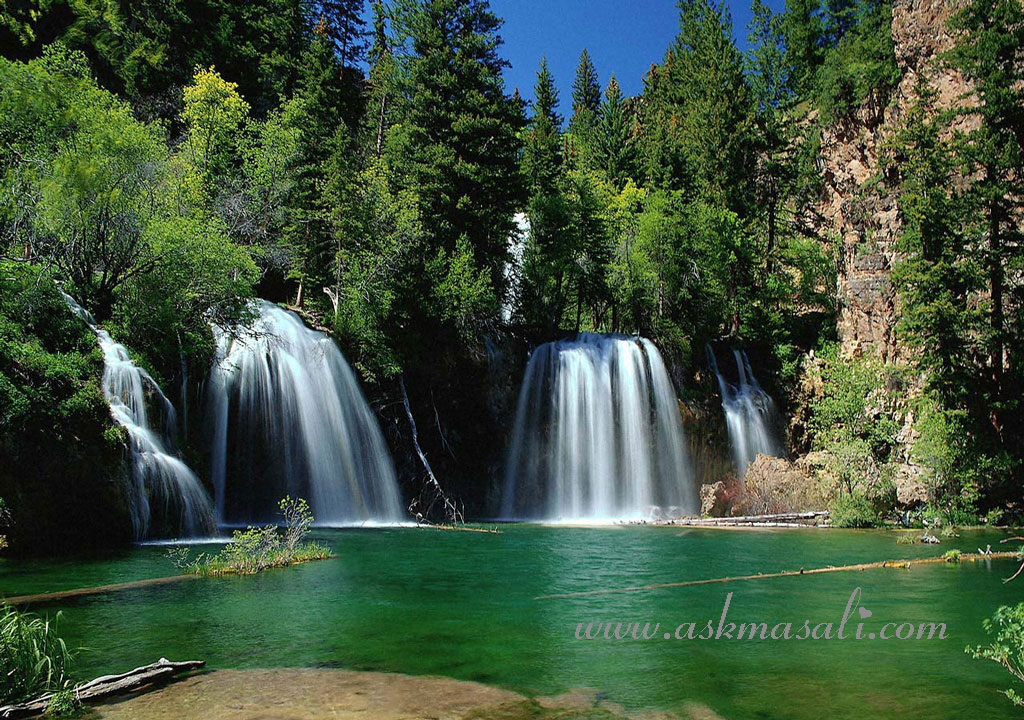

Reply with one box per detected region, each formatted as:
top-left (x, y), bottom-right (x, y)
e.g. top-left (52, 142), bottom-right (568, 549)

top-left (169, 497), bottom-right (330, 576)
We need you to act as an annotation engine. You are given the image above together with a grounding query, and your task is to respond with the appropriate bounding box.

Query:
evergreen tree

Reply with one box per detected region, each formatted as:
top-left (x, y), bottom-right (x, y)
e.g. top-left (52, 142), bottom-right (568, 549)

top-left (397, 0), bottom-right (525, 298)
top-left (782, 0), bottom-right (823, 97)
top-left (946, 0), bottom-right (1024, 414)
top-left (520, 57), bottom-right (571, 329)
top-left (640, 0), bottom-right (752, 208)
top-left (281, 22), bottom-right (351, 305)
top-left (305, 0), bottom-right (368, 69)
top-left (571, 48), bottom-right (601, 119)
top-left (523, 56), bottom-right (563, 191)
top-left (594, 75), bottom-right (635, 188)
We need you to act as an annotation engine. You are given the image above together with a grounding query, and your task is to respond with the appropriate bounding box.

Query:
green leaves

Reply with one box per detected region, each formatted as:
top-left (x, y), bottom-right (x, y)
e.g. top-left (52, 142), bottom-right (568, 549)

top-left (0, 605), bottom-right (73, 704)
top-left (969, 603), bottom-right (1024, 707)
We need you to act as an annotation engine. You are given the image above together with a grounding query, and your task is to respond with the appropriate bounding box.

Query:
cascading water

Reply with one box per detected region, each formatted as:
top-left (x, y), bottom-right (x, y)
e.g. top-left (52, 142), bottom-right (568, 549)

top-left (502, 333), bottom-right (697, 522)
top-left (207, 301), bottom-right (404, 525)
top-left (706, 346), bottom-right (783, 475)
top-left (61, 292), bottom-right (216, 539)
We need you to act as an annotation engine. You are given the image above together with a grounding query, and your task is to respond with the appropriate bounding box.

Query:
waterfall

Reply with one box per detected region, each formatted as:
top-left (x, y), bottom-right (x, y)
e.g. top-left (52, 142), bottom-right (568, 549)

top-left (502, 333), bottom-right (697, 521)
top-left (60, 292), bottom-right (216, 539)
top-left (207, 301), bottom-right (404, 526)
top-left (706, 346), bottom-right (783, 475)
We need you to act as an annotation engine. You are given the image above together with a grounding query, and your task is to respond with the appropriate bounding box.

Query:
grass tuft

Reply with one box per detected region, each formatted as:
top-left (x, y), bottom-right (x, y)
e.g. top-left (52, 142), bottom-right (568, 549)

top-left (0, 604), bottom-right (73, 704)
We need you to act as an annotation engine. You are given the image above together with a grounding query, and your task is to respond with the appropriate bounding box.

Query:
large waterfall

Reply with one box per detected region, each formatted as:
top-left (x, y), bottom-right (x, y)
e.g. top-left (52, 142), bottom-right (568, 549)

top-left (502, 333), bottom-right (697, 522)
top-left (207, 301), bottom-right (404, 525)
top-left (707, 346), bottom-right (783, 475)
top-left (61, 293), bottom-right (216, 539)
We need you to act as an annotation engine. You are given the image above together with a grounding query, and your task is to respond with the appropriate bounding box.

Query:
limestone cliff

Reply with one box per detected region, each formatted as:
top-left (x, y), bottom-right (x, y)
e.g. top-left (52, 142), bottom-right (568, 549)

top-left (817, 0), bottom-right (972, 361)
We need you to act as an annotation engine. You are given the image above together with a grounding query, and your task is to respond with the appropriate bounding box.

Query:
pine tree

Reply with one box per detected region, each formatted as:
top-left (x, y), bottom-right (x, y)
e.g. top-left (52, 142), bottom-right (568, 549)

top-left (523, 56), bottom-right (563, 192)
top-left (282, 22), bottom-right (350, 306)
top-left (945, 0), bottom-right (1024, 417)
top-left (747, 0), bottom-right (793, 266)
top-left (567, 48), bottom-right (602, 170)
top-left (640, 0), bottom-right (752, 206)
top-left (398, 0), bottom-right (525, 298)
top-left (520, 57), bottom-right (571, 329)
top-left (594, 75), bottom-right (635, 188)
top-left (570, 49), bottom-right (601, 125)
top-left (782, 0), bottom-right (823, 96)
top-left (305, 0), bottom-right (368, 69)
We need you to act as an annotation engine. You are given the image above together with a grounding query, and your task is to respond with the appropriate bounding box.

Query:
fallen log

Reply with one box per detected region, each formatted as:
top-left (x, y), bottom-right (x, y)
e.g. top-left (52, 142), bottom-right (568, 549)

top-left (666, 511), bottom-right (828, 527)
top-left (534, 551), bottom-right (1022, 600)
top-left (0, 658), bottom-right (205, 719)
top-left (2, 574), bottom-right (201, 607)
top-left (426, 524), bottom-right (503, 534)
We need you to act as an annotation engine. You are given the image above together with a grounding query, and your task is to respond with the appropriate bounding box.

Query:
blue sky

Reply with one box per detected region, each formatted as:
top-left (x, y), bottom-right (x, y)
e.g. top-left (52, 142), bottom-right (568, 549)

top-left (486, 0), bottom-right (787, 108)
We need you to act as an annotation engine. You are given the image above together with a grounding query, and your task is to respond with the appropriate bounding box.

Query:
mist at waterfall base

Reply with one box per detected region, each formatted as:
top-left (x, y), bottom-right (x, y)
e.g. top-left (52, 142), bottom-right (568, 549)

top-left (502, 333), bottom-right (698, 522)
top-left (207, 301), bottom-right (404, 526)
top-left (60, 293), bottom-right (216, 539)
top-left (707, 346), bottom-right (783, 474)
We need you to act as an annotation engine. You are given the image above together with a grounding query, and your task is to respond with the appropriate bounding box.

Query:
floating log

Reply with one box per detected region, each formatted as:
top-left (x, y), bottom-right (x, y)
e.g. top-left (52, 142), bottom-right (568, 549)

top-left (426, 524), bottom-right (503, 534)
top-left (2, 574), bottom-right (201, 607)
top-left (0, 658), bottom-right (205, 719)
top-left (534, 551), bottom-right (1022, 600)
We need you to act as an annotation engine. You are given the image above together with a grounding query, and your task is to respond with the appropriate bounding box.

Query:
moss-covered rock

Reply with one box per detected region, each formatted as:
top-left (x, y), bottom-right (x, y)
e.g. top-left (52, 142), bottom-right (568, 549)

top-left (0, 261), bottom-right (132, 554)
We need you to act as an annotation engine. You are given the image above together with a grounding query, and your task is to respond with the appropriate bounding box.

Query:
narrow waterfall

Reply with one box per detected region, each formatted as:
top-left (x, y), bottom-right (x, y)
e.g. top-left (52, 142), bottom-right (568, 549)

top-left (60, 292), bottom-right (216, 539)
top-left (502, 333), bottom-right (697, 521)
top-left (706, 346), bottom-right (783, 475)
top-left (207, 301), bottom-right (404, 525)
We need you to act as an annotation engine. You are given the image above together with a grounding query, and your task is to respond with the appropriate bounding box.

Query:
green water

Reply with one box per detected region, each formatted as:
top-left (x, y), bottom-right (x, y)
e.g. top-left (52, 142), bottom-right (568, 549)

top-left (2, 526), bottom-right (1023, 719)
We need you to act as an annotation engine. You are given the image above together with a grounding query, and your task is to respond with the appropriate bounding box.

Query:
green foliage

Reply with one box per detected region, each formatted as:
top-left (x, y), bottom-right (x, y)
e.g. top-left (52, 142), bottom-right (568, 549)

top-left (968, 603), bottom-right (1024, 707)
top-left (828, 492), bottom-right (880, 528)
top-left (0, 261), bottom-right (130, 551)
top-left (45, 688), bottom-right (80, 717)
top-left (0, 604), bottom-right (73, 704)
top-left (942, 549), bottom-right (962, 563)
top-left (812, 2), bottom-right (899, 123)
top-left (171, 496), bottom-right (329, 576)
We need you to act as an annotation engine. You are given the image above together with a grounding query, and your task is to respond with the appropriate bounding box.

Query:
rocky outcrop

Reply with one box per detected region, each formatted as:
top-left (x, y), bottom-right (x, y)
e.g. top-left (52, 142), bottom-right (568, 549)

top-left (816, 0), bottom-right (972, 361)
top-left (700, 481), bottom-right (730, 517)
top-left (731, 454), bottom-right (827, 515)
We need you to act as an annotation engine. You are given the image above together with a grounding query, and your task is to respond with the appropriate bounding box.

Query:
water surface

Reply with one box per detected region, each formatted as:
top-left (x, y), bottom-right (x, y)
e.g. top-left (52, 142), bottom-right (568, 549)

top-left (2, 526), bottom-right (1021, 719)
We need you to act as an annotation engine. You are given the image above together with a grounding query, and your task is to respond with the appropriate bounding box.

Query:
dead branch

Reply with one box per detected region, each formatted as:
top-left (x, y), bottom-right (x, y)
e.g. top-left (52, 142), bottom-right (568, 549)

top-left (0, 659), bottom-right (204, 718)
top-left (399, 375), bottom-right (463, 525)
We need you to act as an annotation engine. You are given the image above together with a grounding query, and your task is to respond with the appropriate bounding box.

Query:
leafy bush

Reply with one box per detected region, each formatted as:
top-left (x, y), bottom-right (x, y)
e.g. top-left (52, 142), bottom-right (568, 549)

top-left (0, 604), bottom-right (73, 704)
top-left (170, 497), bottom-right (329, 576)
top-left (968, 603), bottom-right (1024, 706)
top-left (45, 688), bottom-right (79, 717)
top-left (828, 492), bottom-right (880, 528)
top-left (942, 549), bottom-right (962, 563)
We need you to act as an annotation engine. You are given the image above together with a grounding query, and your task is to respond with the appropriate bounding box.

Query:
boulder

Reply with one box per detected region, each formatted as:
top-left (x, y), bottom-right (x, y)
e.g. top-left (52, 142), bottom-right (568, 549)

top-left (894, 463), bottom-right (930, 506)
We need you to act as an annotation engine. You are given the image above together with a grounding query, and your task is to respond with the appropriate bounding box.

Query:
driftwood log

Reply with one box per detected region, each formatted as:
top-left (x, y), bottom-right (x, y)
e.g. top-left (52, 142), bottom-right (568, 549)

top-left (667, 511), bottom-right (828, 527)
top-left (535, 551), bottom-right (1022, 600)
top-left (0, 658), bottom-right (204, 719)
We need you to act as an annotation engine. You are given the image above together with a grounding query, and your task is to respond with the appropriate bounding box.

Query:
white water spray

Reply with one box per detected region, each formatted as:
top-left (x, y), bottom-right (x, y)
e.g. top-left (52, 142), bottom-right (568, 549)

top-left (502, 333), bottom-right (697, 521)
top-left (61, 292), bottom-right (215, 538)
top-left (207, 301), bottom-right (404, 525)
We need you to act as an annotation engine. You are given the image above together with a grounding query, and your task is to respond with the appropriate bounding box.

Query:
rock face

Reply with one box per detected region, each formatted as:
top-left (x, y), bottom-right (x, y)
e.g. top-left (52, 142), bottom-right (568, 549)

top-left (816, 0), bottom-right (972, 361)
